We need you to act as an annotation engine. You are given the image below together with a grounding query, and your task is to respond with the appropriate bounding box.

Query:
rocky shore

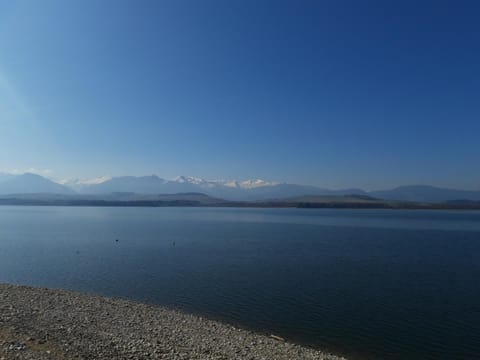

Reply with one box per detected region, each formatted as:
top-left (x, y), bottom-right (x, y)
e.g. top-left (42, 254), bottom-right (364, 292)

top-left (0, 284), bottom-right (346, 360)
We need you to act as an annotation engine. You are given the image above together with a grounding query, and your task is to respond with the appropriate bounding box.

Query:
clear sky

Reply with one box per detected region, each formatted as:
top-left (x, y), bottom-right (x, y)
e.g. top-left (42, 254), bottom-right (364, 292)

top-left (0, 0), bottom-right (479, 190)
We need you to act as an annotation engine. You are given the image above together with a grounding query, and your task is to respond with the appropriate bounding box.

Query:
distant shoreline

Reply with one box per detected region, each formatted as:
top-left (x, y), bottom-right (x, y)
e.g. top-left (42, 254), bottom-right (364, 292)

top-left (1, 198), bottom-right (480, 210)
top-left (0, 283), bottom-right (346, 360)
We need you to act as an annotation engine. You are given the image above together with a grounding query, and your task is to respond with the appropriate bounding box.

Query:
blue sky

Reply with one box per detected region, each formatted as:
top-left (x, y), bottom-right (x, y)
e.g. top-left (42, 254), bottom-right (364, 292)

top-left (0, 0), bottom-right (479, 190)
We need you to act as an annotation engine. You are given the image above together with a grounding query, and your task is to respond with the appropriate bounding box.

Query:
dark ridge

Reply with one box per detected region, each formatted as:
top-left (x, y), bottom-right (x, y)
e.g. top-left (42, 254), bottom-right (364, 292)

top-left (1, 197), bottom-right (480, 209)
top-left (0, 199), bottom-right (203, 207)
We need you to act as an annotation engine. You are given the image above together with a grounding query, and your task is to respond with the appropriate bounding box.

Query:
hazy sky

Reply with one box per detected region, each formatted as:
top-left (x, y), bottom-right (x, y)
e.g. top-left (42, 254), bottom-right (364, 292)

top-left (0, 0), bottom-right (479, 190)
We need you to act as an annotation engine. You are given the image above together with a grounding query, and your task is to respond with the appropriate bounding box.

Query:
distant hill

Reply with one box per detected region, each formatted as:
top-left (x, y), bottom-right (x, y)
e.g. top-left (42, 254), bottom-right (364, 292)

top-left (370, 185), bottom-right (480, 203)
top-left (0, 192), bottom-right (228, 207)
top-left (1, 192), bottom-right (478, 209)
top-left (0, 173), bottom-right (74, 195)
top-left (81, 175), bottom-right (181, 194)
top-left (0, 173), bottom-right (15, 184)
top-left (226, 184), bottom-right (367, 201)
top-left (280, 194), bottom-right (380, 204)
top-left (1, 173), bottom-right (479, 204)
top-left (70, 175), bottom-right (367, 201)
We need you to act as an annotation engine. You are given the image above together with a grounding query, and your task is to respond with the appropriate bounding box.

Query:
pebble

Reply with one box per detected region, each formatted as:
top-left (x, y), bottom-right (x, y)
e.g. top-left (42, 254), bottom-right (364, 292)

top-left (0, 283), bottom-right (347, 360)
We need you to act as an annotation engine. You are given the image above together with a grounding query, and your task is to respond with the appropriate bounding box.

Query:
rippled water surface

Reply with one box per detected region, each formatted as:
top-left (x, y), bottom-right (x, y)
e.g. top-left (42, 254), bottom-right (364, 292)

top-left (1, 206), bottom-right (480, 359)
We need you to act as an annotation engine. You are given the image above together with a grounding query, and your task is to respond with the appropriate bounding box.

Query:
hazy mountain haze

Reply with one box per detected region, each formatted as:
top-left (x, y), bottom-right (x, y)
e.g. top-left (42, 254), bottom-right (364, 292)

top-left (0, 173), bottom-right (74, 195)
top-left (1, 1), bottom-right (479, 190)
top-left (1, 3), bottom-right (480, 360)
top-left (1, 172), bottom-right (479, 203)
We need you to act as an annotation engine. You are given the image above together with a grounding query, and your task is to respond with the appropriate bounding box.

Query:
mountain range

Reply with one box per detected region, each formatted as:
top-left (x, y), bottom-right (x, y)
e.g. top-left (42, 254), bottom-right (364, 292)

top-left (0, 173), bottom-right (479, 203)
top-left (0, 173), bottom-right (75, 195)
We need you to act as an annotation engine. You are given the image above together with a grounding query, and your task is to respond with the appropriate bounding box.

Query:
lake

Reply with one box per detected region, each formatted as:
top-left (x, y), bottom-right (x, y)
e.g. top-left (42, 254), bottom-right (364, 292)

top-left (0, 206), bottom-right (479, 359)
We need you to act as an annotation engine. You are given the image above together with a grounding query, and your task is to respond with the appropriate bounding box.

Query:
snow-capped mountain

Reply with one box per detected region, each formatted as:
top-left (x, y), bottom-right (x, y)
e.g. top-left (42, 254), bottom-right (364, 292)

top-left (59, 176), bottom-right (112, 192)
top-left (213, 179), bottom-right (278, 189)
top-left (61, 176), bottom-right (112, 186)
top-left (2, 172), bottom-right (478, 203)
top-left (172, 176), bottom-right (277, 190)
top-left (60, 175), bottom-right (365, 200)
top-left (173, 176), bottom-right (217, 188)
top-left (0, 173), bottom-right (367, 200)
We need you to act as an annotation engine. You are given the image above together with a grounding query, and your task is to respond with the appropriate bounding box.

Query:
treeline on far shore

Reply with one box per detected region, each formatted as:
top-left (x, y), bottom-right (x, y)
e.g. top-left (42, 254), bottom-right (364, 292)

top-left (1, 197), bottom-right (480, 210)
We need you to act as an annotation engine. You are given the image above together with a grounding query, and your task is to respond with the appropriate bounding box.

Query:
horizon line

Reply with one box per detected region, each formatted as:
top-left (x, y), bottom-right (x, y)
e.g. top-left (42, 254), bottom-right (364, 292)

top-left (1, 171), bottom-right (479, 193)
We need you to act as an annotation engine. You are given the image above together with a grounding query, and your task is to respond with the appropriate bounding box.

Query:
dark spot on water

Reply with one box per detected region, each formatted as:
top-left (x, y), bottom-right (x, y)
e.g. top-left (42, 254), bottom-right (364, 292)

top-left (2, 208), bottom-right (480, 360)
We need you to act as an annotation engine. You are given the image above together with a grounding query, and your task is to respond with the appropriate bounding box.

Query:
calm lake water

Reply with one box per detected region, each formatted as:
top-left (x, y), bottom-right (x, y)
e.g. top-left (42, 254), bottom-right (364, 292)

top-left (1, 206), bottom-right (479, 359)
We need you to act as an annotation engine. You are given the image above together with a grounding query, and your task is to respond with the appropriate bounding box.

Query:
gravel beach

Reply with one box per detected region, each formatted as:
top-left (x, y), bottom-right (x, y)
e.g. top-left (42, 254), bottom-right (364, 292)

top-left (0, 284), bottom-right (346, 360)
